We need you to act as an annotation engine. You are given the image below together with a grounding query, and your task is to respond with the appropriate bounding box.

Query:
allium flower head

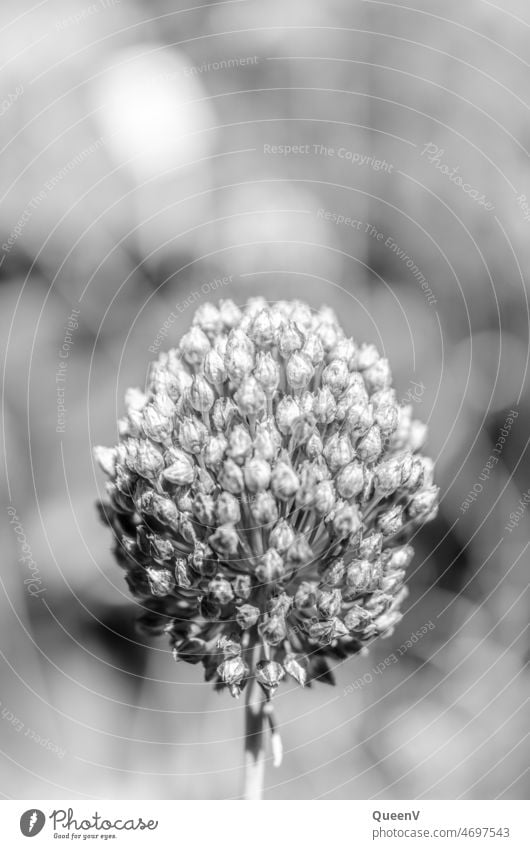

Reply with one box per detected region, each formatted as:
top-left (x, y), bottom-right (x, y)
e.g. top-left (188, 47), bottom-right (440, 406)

top-left (95, 299), bottom-right (438, 699)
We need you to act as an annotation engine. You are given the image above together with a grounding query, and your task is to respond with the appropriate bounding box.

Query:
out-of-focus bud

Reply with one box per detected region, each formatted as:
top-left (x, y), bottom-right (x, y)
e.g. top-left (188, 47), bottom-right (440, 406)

top-left (208, 573), bottom-right (235, 604)
top-left (317, 588), bottom-right (342, 618)
top-left (331, 338), bottom-right (357, 368)
top-left (313, 480), bottom-right (336, 515)
top-left (244, 456), bottom-right (272, 492)
top-left (250, 491), bottom-right (279, 525)
top-left (356, 343), bottom-right (379, 370)
top-left (269, 519), bottom-right (295, 552)
top-left (179, 416), bottom-right (209, 454)
top-left (364, 357), bottom-right (392, 393)
top-left (331, 503), bottom-right (362, 538)
top-left (192, 492), bottom-right (216, 526)
top-left (219, 299), bottom-right (242, 329)
top-left (253, 418), bottom-right (282, 460)
top-left (254, 352), bottom-right (280, 396)
top-left (409, 420), bottom-right (428, 452)
top-left (204, 433), bottom-right (227, 469)
top-left (323, 433), bottom-right (354, 472)
top-left (408, 485), bottom-right (439, 518)
top-left (336, 460), bottom-right (364, 499)
top-left (278, 321), bottom-right (304, 357)
top-left (255, 660), bottom-right (285, 693)
top-left (216, 491), bottom-right (241, 524)
top-left (192, 303), bottom-right (222, 338)
top-left (284, 654), bottom-right (308, 686)
top-left (125, 386), bottom-right (148, 412)
top-left (209, 524), bottom-right (240, 557)
top-left (357, 425), bottom-right (383, 464)
top-left (203, 348), bottom-right (227, 385)
top-left (306, 431), bottom-right (323, 459)
top-left (235, 375), bottom-right (267, 416)
top-left (345, 559), bottom-right (381, 594)
top-left (180, 325), bottom-right (211, 366)
top-left (313, 387), bottom-right (337, 424)
top-left (227, 424), bottom-right (253, 464)
top-left (385, 545), bottom-right (414, 571)
top-left (286, 352), bottom-right (314, 391)
top-left (302, 333), bottom-right (325, 366)
top-left (285, 535), bottom-right (313, 567)
top-left (320, 558), bottom-right (345, 587)
top-left (275, 395), bottom-right (301, 435)
top-left (316, 319), bottom-right (339, 352)
top-left (294, 581), bottom-right (318, 609)
top-left (377, 504), bottom-right (403, 536)
top-left (255, 549), bottom-right (284, 583)
top-left (236, 604), bottom-right (260, 630)
top-left (359, 532), bottom-right (383, 561)
top-left (190, 374), bottom-right (215, 413)
top-left (271, 458), bottom-right (300, 500)
top-left (163, 450), bottom-right (195, 486)
top-left (93, 446), bottom-right (117, 477)
top-left (146, 567), bottom-right (174, 597)
top-left (344, 604), bottom-right (373, 632)
top-left (308, 617), bottom-right (348, 643)
top-left (322, 359), bottom-right (349, 396)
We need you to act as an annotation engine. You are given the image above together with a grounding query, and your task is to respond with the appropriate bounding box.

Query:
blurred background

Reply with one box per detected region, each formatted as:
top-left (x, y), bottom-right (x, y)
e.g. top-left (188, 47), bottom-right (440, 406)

top-left (0, 0), bottom-right (528, 800)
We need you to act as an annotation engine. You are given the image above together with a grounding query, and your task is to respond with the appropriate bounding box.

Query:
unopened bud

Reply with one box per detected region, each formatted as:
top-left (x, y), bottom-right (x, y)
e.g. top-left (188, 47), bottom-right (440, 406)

top-left (208, 573), bottom-right (235, 604)
top-left (203, 348), bottom-right (227, 385)
top-left (179, 417), bottom-right (209, 453)
top-left (313, 479), bottom-right (336, 515)
top-left (250, 491), bottom-right (279, 525)
top-left (323, 433), bottom-right (354, 472)
top-left (259, 614), bottom-right (287, 646)
top-left (253, 418), bottom-right (282, 460)
top-left (336, 460), bottom-right (364, 499)
top-left (294, 581), bottom-right (318, 609)
top-left (269, 519), bottom-right (295, 552)
top-left (255, 549), bottom-right (284, 583)
top-left (271, 458), bottom-right (300, 500)
top-left (217, 656), bottom-right (248, 697)
top-left (320, 558), bottom-right (346, 587)
top-left (146, 567), bottom-right (174, 597)
top-left (192, 492), bottom-right (216, 526)
top-left (255, 659), bottom-right (285, 693)
top-left (190, 375), bottom-right (215, 412)
top-left (278, 321), bottom-right (304, 357)
top-left (204, 434), bottom-right (227, 468)
top-left (322, 359), bottom-right (349, 396)
top-left (192, 302), bottom-right (222, 338)
top-left (93, 446), bottom-right (117, 478)
top-left (180, 325), bottom-right (211, 366)
top-left (377, 504), bottom-right (403, 536)
top-left (313, 387), bottom-right (337, 424)
top-left (219, 299), bottom-right (242, 329)
top-left (302, 333), bottom-right (325, 366)
top-left (163, 451), bottom-right (195, 486)
top-left (284, 654), bottom-right (308, 686)
top-left (275, 395), bottom-right (301, 435)
top-left (130, 440), bottom-right (164, 479)
top-left (219, 459), bottom-right (245, 493)
top-left (286, 352), bottom-right (314, 391)
top-left (254, 352), bottom-right (280, 395)
top-left (317, 588), bottom-right (342, 618)
top-left (232, 574), bottom-right (252, 599)
top-left (357, 425), bottom-right (383, 464)
top-left (356, 343), bottom-right (380, 370)
top-left (408, 485), bottom-right (439, 518)
top-left (227, 424), bottom-right (253, 464)
top-left (249, 309), bottom-right (276, 348)
top-left (306, 431), bottom-right (323, 459)
top-left (235, 375), bottom-right (267, 416)
top-left (236, 604), bottom-right (260, 630)
top-left (363, 357), bottom-right (392, 393)
top-left (216, 491), bottom-right (241, 524)
top-left (209, 524), bottom-right (240, 557)
top-left (331, 503), bottom-right (361, 538)
top-left (211, 397), bottom-right (238, 432)
top-left (244, 456), bottom-right (272, 492)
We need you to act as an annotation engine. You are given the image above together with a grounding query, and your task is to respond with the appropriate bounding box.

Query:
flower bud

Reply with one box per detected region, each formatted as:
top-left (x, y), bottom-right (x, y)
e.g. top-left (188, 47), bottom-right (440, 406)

top-left (364, 358), bottom-right (392, 393)
top-left (336, 460), bottom-right (364, 499)
top-left (209, 524), bottom-right (240, 557)
top-left (313, 387), bottom-right (336, 424)
top-left (180, 325), bottom-right (211, 366)
top-left (219, 459), bottom-right (245, 493)
top-left (409, 420), bottom-right (428, 452)
top-left (359, 532), bottom-right (383, 561)
top-left (211, 397), bottom-right (238, 432)
top-left (386, 545), bottom-right (414, 570)
top-left (163, 451), bottom-right (195, 486)
top-left (151, 494), bottom-right (179, 527)
top-left (255, 660), bottom-right (285, 693)
top-left (236, 604), bottom-right (260, 630)
top-left (232, 574), bottom-right (252, 599)
top-left (179, 417), bottom-right (209, 453)
top-left (217, 656), bottom-right (248, 697)
top-left (317, 588), bottom-right (342, 618)
top-left (356, 343), bottom-right (379, 370)
top-left (204, 434), bottom-right (227, 469)
top-left (294, 582), bottom-right (317, 611)
top-left (250, 491), bottom-right (279, 525)
top-left (408, 485), bottom-right (439, 518)
top-left (322, 359), bottom-right (349, 396)
top-left (227, 424), bottom-right (253, 464)
top-left (286, 352), bottom-right (314, 391)
top-left (319, 557), bottom-right (346, 587)
top-left (244, 456), bottom-right (272, 492)
top-left (346, 401), bottom-right (373, 436)
top-left (249, 309), bottom-right (276, 348)
top-left (269, 519), bottom-right (295, 552)
top-left (225, 329), bottom-right (254, 382)
top-left (204, 348), bottom-right (228, 386)
top-left (374, 456), bottom-right (404, 496)
top-left (174, 558), bottom-right (191, 588)
top-left (125, 386), bottom-right (148, 412)
top-left (374, 403), bottom-right (398, 435)
top-left (331, 338), bottom-right (357, 368)
top-left (254, 352), bottom-right (280, 395)
top-left (316, 320), bottom-right (339, 352)
top-left (129, 440), bottom-right (164, 479)
top-left (216, 491), bottom-right (241, 524)
top-left (146, 567), bottom-right (174, 597)
top-left (284, 654), bottom-right (308, 686)
top-left (357, 425), bottom-right (383, 464)
top-left (308, 617), bottom-right (348, 643)
top-left (323, 433), bottom-right (354, 472)
top-left (208, 573), bottom-right (234, 604)
top-left (302, 333), bottom-right (325, 366)
top-left (377, 505), bottom-right (403, 536)
top-left (271, 458), bottom-right (300, 500)
top-left (255, 549), bottom-right (284, 583)
top-left (235, 375), bottom-right (267, 416)
top-left (275, 395), bottom-right (301, 435)
top-left (267, 592), bottom-right (292, 617)
top-left (346, 559), bottom-right (381, 594)
top-left (306, 431), bottom-right (323, 459)
top-left (190, 375), bottom-right (215, 413)
top-left (286, 535), bottom-right (313, 567)
top-left (344, 604), bottom-right (373, 632)
top-left (259, 614), bottom-right (287, 646)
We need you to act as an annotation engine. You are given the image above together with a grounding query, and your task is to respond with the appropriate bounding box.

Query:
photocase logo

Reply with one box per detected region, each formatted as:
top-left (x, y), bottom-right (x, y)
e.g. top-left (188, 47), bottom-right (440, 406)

top-left (20, 809), bottom-right (46, 837)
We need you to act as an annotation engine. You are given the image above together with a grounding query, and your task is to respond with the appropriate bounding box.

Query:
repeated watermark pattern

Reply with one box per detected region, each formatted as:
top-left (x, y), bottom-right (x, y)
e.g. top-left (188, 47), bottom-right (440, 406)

top-left (504, 488), bottom-right (530, 534)
top-left (460, 409), bottom-right (518, 513)
top-left (54, 0), bottom-right (120, 30)
top-left (420, 143), bottom-right (495, 211)
top-left (0, 700), bottom-right (65, 759)
top-left (56, 309), bottom-right (81, 434)
top-left (0, 85), bottom-right (24, 117)
top-left (343, 621), bottom-right (435, 695)
top-left (264, 143), bottom-right (394, 171)
top-left (6, 506), bottom-right (45, 597)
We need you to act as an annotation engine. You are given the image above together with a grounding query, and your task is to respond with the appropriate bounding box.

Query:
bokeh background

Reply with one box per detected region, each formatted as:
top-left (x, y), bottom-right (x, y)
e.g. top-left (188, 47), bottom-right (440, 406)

top-left (1, 0), bottom-right (528, 800)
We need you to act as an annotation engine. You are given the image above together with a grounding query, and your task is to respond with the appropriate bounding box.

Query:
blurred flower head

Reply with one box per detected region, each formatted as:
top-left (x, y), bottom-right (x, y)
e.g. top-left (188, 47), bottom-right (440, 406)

top-left (95, 298), bottom-right (438, 698)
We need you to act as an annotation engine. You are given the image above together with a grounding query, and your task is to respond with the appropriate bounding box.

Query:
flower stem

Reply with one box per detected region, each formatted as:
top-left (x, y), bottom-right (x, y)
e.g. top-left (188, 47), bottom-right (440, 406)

top-left (243, 672), bottom-right (266, 800)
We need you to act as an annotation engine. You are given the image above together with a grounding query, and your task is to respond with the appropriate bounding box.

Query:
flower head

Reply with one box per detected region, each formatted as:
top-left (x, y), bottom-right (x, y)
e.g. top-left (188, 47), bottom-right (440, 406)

top-left (95, 299), bottom-right (438, 699)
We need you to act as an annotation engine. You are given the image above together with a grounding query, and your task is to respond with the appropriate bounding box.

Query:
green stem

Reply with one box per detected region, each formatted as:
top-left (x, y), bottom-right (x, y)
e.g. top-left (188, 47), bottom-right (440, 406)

top-left (243, 670), bottom-right (266, 800)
